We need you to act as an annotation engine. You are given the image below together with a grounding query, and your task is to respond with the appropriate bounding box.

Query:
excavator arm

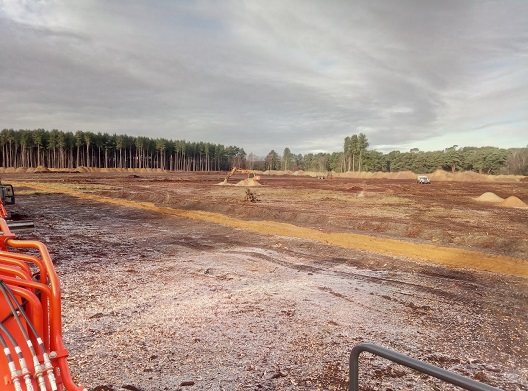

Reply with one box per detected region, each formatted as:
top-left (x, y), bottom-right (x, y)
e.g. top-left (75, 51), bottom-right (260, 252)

top-left (223, 167), bottom-right (254, 183)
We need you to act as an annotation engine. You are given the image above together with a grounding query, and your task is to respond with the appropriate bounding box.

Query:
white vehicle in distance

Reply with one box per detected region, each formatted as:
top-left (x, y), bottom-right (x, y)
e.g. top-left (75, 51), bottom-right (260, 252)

top-left (417, 175), bottom-right (431, 184)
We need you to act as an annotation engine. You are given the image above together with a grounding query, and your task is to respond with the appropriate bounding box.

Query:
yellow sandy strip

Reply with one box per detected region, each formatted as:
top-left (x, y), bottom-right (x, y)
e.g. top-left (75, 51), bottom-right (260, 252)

top-left (15, 181), bottom-right (528, 278)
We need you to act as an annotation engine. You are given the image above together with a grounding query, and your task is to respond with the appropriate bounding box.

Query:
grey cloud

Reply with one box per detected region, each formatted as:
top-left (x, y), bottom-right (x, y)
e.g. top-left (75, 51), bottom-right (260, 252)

top-left (1, 0), bottom-right (527, 155)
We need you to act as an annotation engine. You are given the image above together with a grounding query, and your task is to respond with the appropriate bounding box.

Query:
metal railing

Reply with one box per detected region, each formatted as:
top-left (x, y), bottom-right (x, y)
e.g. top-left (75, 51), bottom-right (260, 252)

top-left (349, 343), bottom-right (502, 391)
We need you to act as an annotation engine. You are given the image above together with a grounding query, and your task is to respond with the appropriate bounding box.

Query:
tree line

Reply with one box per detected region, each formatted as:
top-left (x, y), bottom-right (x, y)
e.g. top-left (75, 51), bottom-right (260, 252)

top-left (0, 129), bottom-right (245, 171)
top-left (263, 134), bottom-right (527, 175)
top-left (1, 128), bottom-right (527, 175)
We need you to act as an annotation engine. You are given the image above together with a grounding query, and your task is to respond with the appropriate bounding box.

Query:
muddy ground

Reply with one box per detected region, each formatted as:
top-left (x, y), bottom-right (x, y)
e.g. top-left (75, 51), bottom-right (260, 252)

top-left (3, 171), bottom-right (528, 391)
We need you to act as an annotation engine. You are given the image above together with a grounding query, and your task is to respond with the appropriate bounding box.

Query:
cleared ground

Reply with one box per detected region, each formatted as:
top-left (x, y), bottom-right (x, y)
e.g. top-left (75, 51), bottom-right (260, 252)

top-left (3, 171), bottom-right (528, 390)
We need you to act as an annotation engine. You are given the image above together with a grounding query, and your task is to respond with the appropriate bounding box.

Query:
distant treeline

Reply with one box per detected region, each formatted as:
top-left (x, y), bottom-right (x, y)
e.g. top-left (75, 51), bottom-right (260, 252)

top-left (1, 128), bottom-right (527, 175)
top-left (259, 133), bottom-right (527, 175)
top-left (0, 129), bottom-right (245, 171)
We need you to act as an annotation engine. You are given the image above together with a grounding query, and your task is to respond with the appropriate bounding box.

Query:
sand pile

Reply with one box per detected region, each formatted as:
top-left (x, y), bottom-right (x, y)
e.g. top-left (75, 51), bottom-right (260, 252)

top-left (492, 175), bottom-right (524, 182)
top-left (499, 196), bottom-right (527, 208)
top-left (475, 192), bottom-right (505, 202)
top-left (33, 165), bottom-right (50, 173)
top-left (430, 169), bottom-right (451, 181)
top-left (474, 193), bottom-right (527, 208)
top-left (370, 172), bottom-right (387, 179)
top-left (393, 171), bottom-right (416, 180)
top-left (298, 171), bottom-right (327, 178)
top-left (235, 178), bottom-right (261, 186)
top-left (458, 171), bottom-right (484, 181)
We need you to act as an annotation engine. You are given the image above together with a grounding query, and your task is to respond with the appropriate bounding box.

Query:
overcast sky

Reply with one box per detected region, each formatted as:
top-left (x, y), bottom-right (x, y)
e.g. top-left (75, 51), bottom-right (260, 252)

top-left (1, 0), bottom-right (527, 156)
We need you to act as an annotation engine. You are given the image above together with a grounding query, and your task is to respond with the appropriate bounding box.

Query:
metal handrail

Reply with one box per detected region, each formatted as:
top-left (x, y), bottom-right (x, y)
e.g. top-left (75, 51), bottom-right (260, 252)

top-left (349, 343), bottom-right (502, 391)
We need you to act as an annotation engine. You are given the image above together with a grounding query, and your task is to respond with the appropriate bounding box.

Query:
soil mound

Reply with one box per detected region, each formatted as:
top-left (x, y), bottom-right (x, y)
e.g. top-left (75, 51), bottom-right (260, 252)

top-left (393, 171), bottom-right (416, 180)
top-left (235, 179), bottom-right (261, 187)
top-left (457, 171), bottom-right (483, 182)
top-left (430, 169), bottom-right (451, 181)
top-left (299, 171), bottom-right (327, 178)
top-left (475, 192), bottom-right (504, 202)
top-left (371, 172), bottom-right (389, 179)
top-left (492, 175), bottom-right (524, 182)
top-left (499, 196), bottom-right (527, 208)
top-left (33, 165), bottom-right (50, 173)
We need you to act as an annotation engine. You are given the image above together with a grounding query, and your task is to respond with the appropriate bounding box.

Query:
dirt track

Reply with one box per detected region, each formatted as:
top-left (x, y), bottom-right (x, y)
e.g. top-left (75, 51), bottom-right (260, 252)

top-left (3, 171), bottom-right (528, 390)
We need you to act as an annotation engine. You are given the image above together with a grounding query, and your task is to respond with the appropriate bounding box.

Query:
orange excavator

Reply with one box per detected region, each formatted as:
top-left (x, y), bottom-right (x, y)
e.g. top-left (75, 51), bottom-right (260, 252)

top-left (0, 184), bottom-right (15, 221)
top-left (223, 167), bottom-right (260, 184)
top-left (0, 183), bottom-right (34, 231)
top-left (0, 218), bottom-right (85, 390)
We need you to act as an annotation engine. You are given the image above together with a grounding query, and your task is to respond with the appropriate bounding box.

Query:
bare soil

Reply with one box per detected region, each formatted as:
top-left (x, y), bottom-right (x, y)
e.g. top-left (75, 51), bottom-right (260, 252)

top-left (3, 171), bottom-right (527, 391)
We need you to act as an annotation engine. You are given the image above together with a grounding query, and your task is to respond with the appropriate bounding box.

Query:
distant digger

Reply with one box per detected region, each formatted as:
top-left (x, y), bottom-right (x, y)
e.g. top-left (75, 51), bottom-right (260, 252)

top-left (223, 167), bottom-right (261, 184)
